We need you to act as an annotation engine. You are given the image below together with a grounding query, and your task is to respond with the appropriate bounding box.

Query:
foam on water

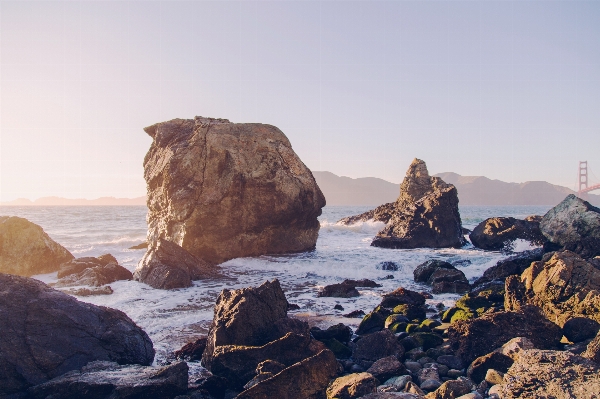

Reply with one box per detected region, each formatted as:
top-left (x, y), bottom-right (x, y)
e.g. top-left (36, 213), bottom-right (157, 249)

top-left (0, 204), bottom-right (551, 363)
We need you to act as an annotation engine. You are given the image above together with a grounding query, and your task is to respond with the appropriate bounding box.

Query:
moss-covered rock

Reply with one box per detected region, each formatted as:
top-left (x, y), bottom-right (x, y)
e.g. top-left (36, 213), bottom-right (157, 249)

top-left (392, 304), bottom-right (426, 321)
top-left (406, 323), bottom-right (419, 333)
top-left (389, 322), bottom-right (408, 334)
top-left (356, 306), bottom-right (391, 335)
top-left (321, 338), bottom-right (352, 359)
top-left (411, 332), bottom-right (444, 351)
top-left (450, 309), bottom-right (476, 323)
top-left (384, 314), bottom-right (409, 329)
top-left (420, 319), bottom-right (442, 329)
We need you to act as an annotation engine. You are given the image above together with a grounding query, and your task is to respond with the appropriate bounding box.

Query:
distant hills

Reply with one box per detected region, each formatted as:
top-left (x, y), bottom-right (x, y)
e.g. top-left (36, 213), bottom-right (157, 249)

top-left (312, 171), bottom-right (600, 207)
top-left (0, 196), bottom-right (146, 206)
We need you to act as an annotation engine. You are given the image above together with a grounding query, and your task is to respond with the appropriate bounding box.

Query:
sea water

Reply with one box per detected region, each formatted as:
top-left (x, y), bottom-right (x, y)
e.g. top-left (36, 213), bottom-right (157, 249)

top-left (0, 205), bottom-right (550, 363)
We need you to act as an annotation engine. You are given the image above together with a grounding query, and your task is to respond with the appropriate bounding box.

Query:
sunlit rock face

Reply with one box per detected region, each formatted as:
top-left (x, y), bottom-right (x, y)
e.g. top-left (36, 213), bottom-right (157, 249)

top-left (142, 116), bottom-right (325, 265)
top-left (371, 158), bottom-right (465, 249)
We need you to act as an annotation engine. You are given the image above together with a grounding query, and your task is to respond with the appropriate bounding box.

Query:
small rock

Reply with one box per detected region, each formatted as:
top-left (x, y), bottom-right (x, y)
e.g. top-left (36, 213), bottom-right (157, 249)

top-left (344, 310), bottom-right (366, 318)
top-left (404, 381), bottom-right (426, 395)
top-left (377, 384), bottom-right (399, 392)
top-left (378, 261), bottom-right (400, 271)
top-left (351, 364), bottom-right (365, 373)
top-left (367, 356), bottom-right (407, 382)
top-left (446, 369), bottom-right (464, 378)
top-left (384, 375), bottom-right (412, 390)
top-left (417, 357), bottom-right (436, 366)
top-left (484, 369), bottom-right (504, 385)
top-left (437, 355), bottom-right (464, 370)
top-left (174, 337), bottom-right (207, 361)
top-left (334, 304), bottom-right (345, 311)
top-left (326, 372), bottom-right (379, 399)
top-left (456, 393), bottom-right (483, 399)
top-left (427, 379), bottom-right (471, 399)
top-left (437, 364), bottom-right (449, 377)
top-left (420, 379), bottom-right (442, 391)
top-left (467, 352), bottom-right (513, 384)
top-left (417, 365), bottom-right (439, 385)
top-left (404, 361), bottom-right (422, 374)
top-left (496, 337), bottom-right (534, 361)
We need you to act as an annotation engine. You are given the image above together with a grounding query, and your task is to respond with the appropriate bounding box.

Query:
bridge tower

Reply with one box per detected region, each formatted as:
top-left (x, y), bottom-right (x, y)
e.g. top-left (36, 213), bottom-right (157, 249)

top-left (579, 161), bottom-right (588, 199)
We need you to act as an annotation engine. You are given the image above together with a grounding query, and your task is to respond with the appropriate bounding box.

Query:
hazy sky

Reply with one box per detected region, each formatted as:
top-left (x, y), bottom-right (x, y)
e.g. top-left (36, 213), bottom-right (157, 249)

top-left (1, 0), bottom-right (599, 201)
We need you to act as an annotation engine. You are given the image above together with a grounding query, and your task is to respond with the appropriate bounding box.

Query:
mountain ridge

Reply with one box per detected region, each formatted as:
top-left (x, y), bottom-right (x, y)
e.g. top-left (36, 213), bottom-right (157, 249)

top-left (0, 196), bottom-right (147, 206)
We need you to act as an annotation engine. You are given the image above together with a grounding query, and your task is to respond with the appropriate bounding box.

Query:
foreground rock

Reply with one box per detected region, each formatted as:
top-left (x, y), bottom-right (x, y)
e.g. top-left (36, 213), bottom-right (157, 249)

top-left (447, 306), bottom-right (562, 364)
top-left (471, 248), bottom-right (544, 289)
top-left (371, 159), bottom-right (465, 249)
top-left (442, 283), bottom-right (505, 323)
top-left (494, 350), bottom-right (600, 398)
top-left (504, 250), bottom-right (600, 325)
top-left (0, 274), bottom-right (154, 396)
top-left (540, 194), bottom-right (600, 258)
top-left (143, 116), bottom-right (325, 265)
top-left (0, 216), bottom-right (74, 276)
top-left (134, 238), bottom-right (217, 289)
top-left (469, 216), bottom-right (545, 251)
top-left (326, 372), bottom-right (379, 399)
top-left (413, 260), bottom-right (469, 294)
top-left (28, 361), bottom-right (188, 399)
top-left (54, 255), bottom-right (132, 288)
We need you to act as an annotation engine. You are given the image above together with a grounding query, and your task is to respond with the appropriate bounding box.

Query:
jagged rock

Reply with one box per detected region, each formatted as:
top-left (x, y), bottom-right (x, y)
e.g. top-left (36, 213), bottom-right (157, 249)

top-left (353, 330), bottom-right (405, 368)
top-left (494, 350), bottom-right (600, 398)
top-left (495, 337), bottom-right (535, 361)
top-left (57, 254), bottom-right (118, 278)
top-left (447, 306), bottom-right (562, 364)
top-left (338, 202), bottom-right (396, 225)
top-left (202, 280), bottom-right (289, 369)
top-left (370, 159), bottom-right (465, 249)
top-left (326, 372), bottom-right (379, 399)
top-left (358, 288), bottom-right (428, 335)
top-left (129, 242), bottom-right (148, 250)
top-left (469, 217), bottom-right (545, 251)
top-left (134, 238), bottom-right (217, 289)
top-left (236, 349), bottom-right (338, 399)
top-left (540, 194), bottom-right (600, 258)
top-left (504, 250), bottom-right (600, 325)
top-left (426, 379), bottom-right (471, 399)
top-left (582, 331), bottom-right (600, 363)
top-left (367, 356), bottom-right (407, 382)
top-left (563, 317), bottom-right (600, 343)
top-left (0, 216), bottom-right (73, 276)
top-left (484, 369), bottom-right (504, 385)
top-left (28, 361), bottom-right (188, 399)
top-left (174, 337), bottom-right (207, 361)
top-left (143, 116), bottom-right (325, 265)
top-left (318, 279), bottom-right (382, 298)
top-left (472, 248), bottom-right (544, 288)
top-left (420, 262), bottom-right (470, 294)
top-left (466, 352), bottom-right (513, 383)
top-left (380, 287), bottom-right (427, 308)
top-left (0, 274), bottom-right (154, 396)
top-left (54, 262), bottom-right (133, 288)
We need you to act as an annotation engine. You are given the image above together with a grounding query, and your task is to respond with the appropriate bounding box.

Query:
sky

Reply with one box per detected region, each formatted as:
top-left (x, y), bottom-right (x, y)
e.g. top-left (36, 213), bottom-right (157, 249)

top-left (1, 0), bottom-right (599, 201)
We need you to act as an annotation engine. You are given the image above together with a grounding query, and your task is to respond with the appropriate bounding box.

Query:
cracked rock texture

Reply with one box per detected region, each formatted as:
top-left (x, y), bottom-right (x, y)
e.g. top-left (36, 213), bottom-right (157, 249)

top-left (0, 274), bottom-right (155, 396)
top-left (142, 116), bottom-right (325, 265)
top-left (0, 216), bottom-right (74, 276)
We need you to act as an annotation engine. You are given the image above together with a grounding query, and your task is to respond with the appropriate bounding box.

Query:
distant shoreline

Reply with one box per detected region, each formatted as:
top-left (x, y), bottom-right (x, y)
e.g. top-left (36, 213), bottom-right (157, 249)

top-left (0, 197), bottom-right (146, 207)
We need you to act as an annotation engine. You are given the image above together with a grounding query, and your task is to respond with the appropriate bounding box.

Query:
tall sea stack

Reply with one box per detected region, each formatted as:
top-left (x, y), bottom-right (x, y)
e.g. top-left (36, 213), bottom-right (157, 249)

top-left (141, 116), bottom-right (325, 265)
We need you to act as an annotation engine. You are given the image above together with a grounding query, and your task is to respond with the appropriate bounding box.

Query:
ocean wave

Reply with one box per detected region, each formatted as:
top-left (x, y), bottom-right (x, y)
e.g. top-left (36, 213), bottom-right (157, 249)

top-left (320, 219), bottom-right (386, 235)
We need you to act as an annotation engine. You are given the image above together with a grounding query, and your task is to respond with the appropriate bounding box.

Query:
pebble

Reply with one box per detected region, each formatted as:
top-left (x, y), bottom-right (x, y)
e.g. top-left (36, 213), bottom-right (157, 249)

top-left (437, 364), bottom-right (449, 377)
top-left (420, 379), bottom-right (442, 391)
top-left (404, 361), bottom-right (422, 373)
top-left (447, 369), bottom-right (465, 378)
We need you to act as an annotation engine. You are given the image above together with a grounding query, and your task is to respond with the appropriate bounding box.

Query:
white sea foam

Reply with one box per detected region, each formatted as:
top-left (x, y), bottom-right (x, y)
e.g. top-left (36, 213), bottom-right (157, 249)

top-left (6, 204), bottom-right (551, 363)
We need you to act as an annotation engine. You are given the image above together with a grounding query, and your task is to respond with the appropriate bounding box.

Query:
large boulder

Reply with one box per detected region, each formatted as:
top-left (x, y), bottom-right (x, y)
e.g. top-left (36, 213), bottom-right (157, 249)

top-left (236, 349), bottom-right (338, 399)
top-left (494, 350), bottom-right (600, 399)
top-left (54, 260), bottom-right (133, 288)
top-left (0, 216), bottom-right (73, 276)
top-left (0, 274), bottom-right (154, 396)
top-left (504, 250), bottom-right (600, 325)
top-left (28, 361), bottom-right (188, 399)
top-left (202, 280), bottom-right (288, 368)
top-left (371, 159), bottom-right (465, 249)
top-left (447, 306), bottom-right (562, 364)
top-left (469, 217), bottom-right (545, 251)
top-left (142, 116), bottom-right (325, 265)
top-left (133, 238), bottom-right (217, 289)
top-left (413, 260), bottom-right (469, 294)
top-left (57, 254), bottom-right (118, 278)
top-left (357, 288), bottom-right (427, 335)
top-left (352, 329), bottom-right (404, 368)
top-left (540, 194), bottom-right (600, 258)
top-left (472, 248), bottom-right (544, 289)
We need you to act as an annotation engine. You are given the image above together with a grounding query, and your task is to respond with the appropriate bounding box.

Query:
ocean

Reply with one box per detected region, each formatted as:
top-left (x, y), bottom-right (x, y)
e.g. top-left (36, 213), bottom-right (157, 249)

top-left (0, 204), bottom-right (550, 364)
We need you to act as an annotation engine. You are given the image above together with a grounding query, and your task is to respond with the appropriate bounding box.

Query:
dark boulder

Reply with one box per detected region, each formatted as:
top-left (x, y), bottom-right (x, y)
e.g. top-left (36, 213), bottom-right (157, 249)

top-left (414, 260), bottom-right (455, 283)
top-left (28, 361), bottom-right (188, 399)
top-left (134, 238), bottom-right (217, 289)
top-left (414, 260), bottom-right (470, 294)
top-left (371, 159), bottom-right (465, 249)
top-left (311, 324), bottom-right (353, 344)
top-left (469, 217), bottom-right (545, 251)
top-left (540, 194), bottom-right (600, 258)
top-left (318, 279), bottom-right (381, 298)
top-left (380, 287), bottom-right (427, 308)
top-left (466, 352), bottom-right (513, 383)
top-left (174, 337), bottom-right (207, 361)
top-left (378, 261), bottom-right (400, 271)
top-left (352, 329), bottom-right (404, 368)
top-left (472, 248), bottom-right (544, 288)
top-left (54, 262), bottom-right (133, 288)
top-left (356, 307), bottom-right (391, 335)
top-left (202, 280), bottom-right (289, 370)
top-left (0, 216), bottom-right (74, 276)
top-left (338, 202), bottom-right (396, 225)
top-left (447, 306), bottom-right (562, 364)
top-left (563, 318), bottom-right (600, 343)
top-left (366, 356), bottom-right (406, 382)
top-left (236, 349), bottom-right (338, 399)
top-left (0, 274), bottom-right (154, 396)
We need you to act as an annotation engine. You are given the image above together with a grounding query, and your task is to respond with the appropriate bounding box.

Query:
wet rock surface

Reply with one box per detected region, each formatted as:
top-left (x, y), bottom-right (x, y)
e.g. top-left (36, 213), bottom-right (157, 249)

top-left (0, 216), bottom-right (74, 276)
top-left (338, 202), bottom-right (396, 225)
top-left (134, 238), bottom-right (217, 289)
top-left (471, 248), bottom-right (544, 289)
top-left (469, 216), bottom-right (545, 251)
top-left (28, 361), bottom-right (188, 399)
top-left (318, 279), bottom-right (382, 298)
top-left (54, 256), bottom-right (133, 288)
top-left (370, 159), bottom-right (465, 249)
top-left (413, 260), bottom-right (470, 294)
top-left (143, 116), bottom-right (325, 265)
top-left (0, 274), bottom-right (155, 396)
top-left (540, 194), bottom-right (600, 258)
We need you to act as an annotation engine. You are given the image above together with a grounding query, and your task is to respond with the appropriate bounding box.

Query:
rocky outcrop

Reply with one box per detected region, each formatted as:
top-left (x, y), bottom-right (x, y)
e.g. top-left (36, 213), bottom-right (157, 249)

top-left (374, 160), bottom-right (465, 249)
top-left (143, 116), bottom-right (325, 265)
top-left (338, 202), bottom-right (395, 225)
top-left (447, 306), bottom-right (562, 364)
top-left (57, 254), bottom-right (118, 278)
top-left (53, 257), bottom-right (132, 288)
top-left (540, 194), bottom-right (600, 258)
top-left (471, 248), bottom-right (544, 289)
top-left (494, 350), bottom-right (600, 399)
top-left (0, 216), bottom-right (73, 276)
top-left (413, 260), bottom-right (470, 294)
top-left (28, 361), bottom-right (188, 399)
top-left (134, 238), bottom-right (217, 289)
top-left (318, 279), bottom-right (382, 298)
top-left (469, 217), bottom-right (545, 251)
top-left (504, 250), bottom-right (600, 325)
top-left (0, 274), bottom-right (154, 396)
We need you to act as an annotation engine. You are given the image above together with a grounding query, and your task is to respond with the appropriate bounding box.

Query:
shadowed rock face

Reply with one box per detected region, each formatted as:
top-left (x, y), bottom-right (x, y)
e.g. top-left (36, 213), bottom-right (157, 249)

top-left (372, 159), bottom-right (465, 249)
top-left (142, 116), bottom-right (325, 265)
top-left (540, 194), bottom-right (600, 258)
top-left (0, 216), bottom-right (74, 276)
top-left (469, 216), bottom-right (546, 251)
top-left (0, 274), bottom-right (155, 396)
